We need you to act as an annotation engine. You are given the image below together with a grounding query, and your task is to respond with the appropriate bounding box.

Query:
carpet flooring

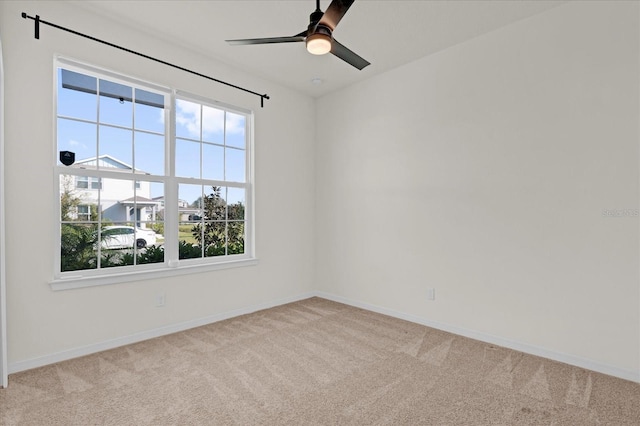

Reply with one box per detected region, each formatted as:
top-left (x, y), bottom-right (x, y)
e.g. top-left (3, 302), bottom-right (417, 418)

top-left (0, 297), bottom-right (638, 425)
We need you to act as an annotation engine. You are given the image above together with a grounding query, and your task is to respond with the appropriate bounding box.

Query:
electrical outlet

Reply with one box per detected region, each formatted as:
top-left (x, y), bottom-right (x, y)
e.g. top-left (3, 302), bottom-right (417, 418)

top-left (427, 288), bottom-right (435, 301)
top-left (155, 292), bottom-right (166, 307)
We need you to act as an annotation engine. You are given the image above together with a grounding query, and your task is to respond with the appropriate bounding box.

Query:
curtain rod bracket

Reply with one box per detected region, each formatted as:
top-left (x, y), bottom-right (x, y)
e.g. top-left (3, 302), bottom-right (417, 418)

top-left (21, 12), bottom-right (270, 108)
top-left (21, 12), bottom-right (39, 39)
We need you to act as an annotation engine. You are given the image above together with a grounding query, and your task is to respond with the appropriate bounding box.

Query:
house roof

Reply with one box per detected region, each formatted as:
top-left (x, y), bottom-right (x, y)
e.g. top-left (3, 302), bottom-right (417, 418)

top-left (74, 155), bottom-right (148, 174)
top-left (120, 196), bottom-right (158, 207)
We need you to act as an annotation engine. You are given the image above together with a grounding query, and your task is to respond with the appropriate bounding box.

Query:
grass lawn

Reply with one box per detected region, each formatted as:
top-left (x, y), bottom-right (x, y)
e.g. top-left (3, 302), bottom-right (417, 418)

top-left (179, 224), bottom-right (198, 245)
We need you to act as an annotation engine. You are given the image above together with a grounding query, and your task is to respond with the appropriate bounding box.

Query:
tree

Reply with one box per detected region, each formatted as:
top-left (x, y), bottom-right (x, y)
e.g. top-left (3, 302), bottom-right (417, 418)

top-left (191, 187), bottom-right (225, 250)
top-left (191, 187), bottom-right (245, 255)
top-left (60, 178), bottom-right (82, 221)
top-left (190, 197), bottom-right (203, 208)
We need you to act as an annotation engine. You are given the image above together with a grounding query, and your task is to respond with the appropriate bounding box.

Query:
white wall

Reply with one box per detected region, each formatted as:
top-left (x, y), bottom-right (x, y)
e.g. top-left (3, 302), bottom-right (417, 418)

top-left (316, 1), bottom-right (639, 379)
top-left (0, 1), bottom-right (316, 366)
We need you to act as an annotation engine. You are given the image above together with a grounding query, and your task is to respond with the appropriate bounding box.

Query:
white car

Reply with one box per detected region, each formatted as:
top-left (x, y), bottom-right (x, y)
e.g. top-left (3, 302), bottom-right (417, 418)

top-left (101, 226), bottom-right (157, 249)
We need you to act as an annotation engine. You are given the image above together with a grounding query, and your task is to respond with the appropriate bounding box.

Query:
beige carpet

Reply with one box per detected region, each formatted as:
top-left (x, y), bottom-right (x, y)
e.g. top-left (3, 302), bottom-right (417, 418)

top-left (1, 297), bottom-right (638, 425)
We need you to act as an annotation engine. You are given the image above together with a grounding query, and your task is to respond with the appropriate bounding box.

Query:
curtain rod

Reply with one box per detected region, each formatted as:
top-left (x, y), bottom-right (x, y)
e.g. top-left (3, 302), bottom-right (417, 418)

top-left (21, 12), bottom-right (270, 107)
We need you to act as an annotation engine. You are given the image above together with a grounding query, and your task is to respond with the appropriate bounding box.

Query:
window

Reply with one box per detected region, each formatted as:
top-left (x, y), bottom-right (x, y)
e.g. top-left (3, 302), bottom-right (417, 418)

top-left (175, 97), bottom-right (248, 259)
top-left (76, 205), bottom-right (92, 221)
top-left (55, 59), bottom-right (254, 287)
top-left (76, 176), bottom-right (101, 190)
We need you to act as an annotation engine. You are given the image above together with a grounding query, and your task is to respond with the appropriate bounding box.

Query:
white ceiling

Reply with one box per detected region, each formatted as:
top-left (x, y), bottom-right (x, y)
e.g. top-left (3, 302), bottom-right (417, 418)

top-left (76, 0), bottom-right (567, 98)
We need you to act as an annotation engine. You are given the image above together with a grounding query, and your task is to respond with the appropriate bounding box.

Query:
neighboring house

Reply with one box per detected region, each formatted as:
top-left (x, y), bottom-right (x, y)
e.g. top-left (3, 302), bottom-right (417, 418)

top-left (64, 155), bottom-right (161, 228)
top-left (152, 196), bottom-right (203, 222)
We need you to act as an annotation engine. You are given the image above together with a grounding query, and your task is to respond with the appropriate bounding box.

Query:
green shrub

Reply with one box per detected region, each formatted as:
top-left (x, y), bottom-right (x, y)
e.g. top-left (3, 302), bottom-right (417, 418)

top-left (178, 240), bottom-right (202, 259)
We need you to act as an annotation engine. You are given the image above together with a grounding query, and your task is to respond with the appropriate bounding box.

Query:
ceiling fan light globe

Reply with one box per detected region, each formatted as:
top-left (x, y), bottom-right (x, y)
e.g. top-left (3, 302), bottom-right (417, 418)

top-left (306, 33), bottom-right (331, 55)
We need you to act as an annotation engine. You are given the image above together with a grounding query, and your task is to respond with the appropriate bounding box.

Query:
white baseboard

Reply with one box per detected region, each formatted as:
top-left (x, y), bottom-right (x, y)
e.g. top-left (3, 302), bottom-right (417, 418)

top-left (8, 292), bottom-right (316, 375)
top-left (8, 290), bottom-right (639, 384)
top-left (315, 291), bottom-right (640, 384)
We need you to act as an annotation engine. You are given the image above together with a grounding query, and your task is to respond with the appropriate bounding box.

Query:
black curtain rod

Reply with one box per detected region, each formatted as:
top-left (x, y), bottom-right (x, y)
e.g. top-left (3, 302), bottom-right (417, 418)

top-left (21, 12), bottom-right (270, 107)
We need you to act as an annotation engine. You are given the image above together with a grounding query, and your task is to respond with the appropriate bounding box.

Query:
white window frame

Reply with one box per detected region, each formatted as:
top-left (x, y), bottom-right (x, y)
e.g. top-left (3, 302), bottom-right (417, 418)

top-left (51, 58), bottom-right (256, 291)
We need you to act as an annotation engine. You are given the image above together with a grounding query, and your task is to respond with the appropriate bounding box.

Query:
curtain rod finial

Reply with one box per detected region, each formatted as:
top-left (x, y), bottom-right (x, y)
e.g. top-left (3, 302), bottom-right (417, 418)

top-left (21, 12), bottom-right (27, 19)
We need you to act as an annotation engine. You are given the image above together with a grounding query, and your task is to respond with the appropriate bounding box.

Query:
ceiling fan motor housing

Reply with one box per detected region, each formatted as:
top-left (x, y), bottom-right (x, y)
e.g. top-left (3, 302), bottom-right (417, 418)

top-left (309, 9), bottom-right (324, 29)
top-left (226, 0), bottom-right (370, 69)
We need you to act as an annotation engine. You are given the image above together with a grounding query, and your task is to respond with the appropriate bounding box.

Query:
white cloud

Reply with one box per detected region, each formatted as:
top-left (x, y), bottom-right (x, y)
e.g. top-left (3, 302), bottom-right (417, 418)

top-left (225, 112), bottom-right (245, 135)
top-left (157, 108), bottom-right (165, 126)
top-left (176, 100), bottom-right (244, 139)
top-left (68, 139), bottom-right (87, 149)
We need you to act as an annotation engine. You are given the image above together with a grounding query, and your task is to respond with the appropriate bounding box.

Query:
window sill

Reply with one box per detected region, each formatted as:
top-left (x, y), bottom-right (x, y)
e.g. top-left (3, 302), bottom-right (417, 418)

top-left (50, 258), bottom-right (259, 291)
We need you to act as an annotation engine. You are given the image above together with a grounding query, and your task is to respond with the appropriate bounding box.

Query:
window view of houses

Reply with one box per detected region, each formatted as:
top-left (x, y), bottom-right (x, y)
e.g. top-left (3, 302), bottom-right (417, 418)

top-left (57, 64), bottom-right (249, 274)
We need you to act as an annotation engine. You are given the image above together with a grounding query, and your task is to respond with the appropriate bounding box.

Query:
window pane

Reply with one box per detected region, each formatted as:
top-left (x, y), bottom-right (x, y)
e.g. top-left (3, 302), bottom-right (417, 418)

top-left (179, 184), bottom-right (202, 207)
top-left (202, 143), bottom-right (224, 181)
top-left (176, 138), bottom-right (200, 178)
top-left (99, 223), bottom-right (135, 268)
top-left (175, 99), bottom-right (201, 140)
top-left (58, 69), bottom-right (97, 121)
top-left (57, 119), bottom-right (97, 165)
top-left (225, 147), bottom-right (245, 182)
top-left (178, 182), bottom-right (202, 258)
top-left (178, 222), bottom-right (202, 259)
top-left (136, 180), bottom-right (163, 234)
top-left (203, 186), bottom-right (226, 221)
top-left (148, 181), bottom-right (164, 206)
top-left (228, 221), bottom-right (245, 255)
top-left (227, 188), bottom-right (245, 220)
top-left (60, 223), bottom-right (98, 272)
top-left (225, 112), bottom-right (246, 149)
top-left (101, 252), bottom-right (134, 268)
top-left (99, 126), bottom-right (133, 168)
top-left (202, 105), bottom-right (224, 145)
top-left (134, 88), bottom-right (165, 134)
top-left (135, 103), bottom-right (165, 134)
top-left (134, 132), bottom-right (164, 176)
top-left (60, 175), bottom-right (98, 221)
top-left (203, 221), bottom-right (226, 257)
top-left (99, 79), bottom-right (133, 127)
top-left (134, 180), bottom-right (156, 201)
top-left (136, 234), bottom-right (164, 264)
top-left (99, 178), bottom-right (134, 224)
top-left (100, 223), bottom-right (134, 254)
top-left (178, 182), bottom-right (203, 260)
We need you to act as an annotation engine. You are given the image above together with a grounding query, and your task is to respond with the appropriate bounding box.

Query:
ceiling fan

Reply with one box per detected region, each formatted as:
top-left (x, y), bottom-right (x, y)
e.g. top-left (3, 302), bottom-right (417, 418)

top-left (225, 0), bottom-right (370, 70)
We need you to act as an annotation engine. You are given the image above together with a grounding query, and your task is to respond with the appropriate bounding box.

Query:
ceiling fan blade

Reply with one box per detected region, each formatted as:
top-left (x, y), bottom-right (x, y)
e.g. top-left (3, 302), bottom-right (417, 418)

top-left (331, 38), bottom-right (370, 70)
top-left (318, 0), bottom-right (354, 31)
top-left (226, 35), bottom-right (306, 46)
